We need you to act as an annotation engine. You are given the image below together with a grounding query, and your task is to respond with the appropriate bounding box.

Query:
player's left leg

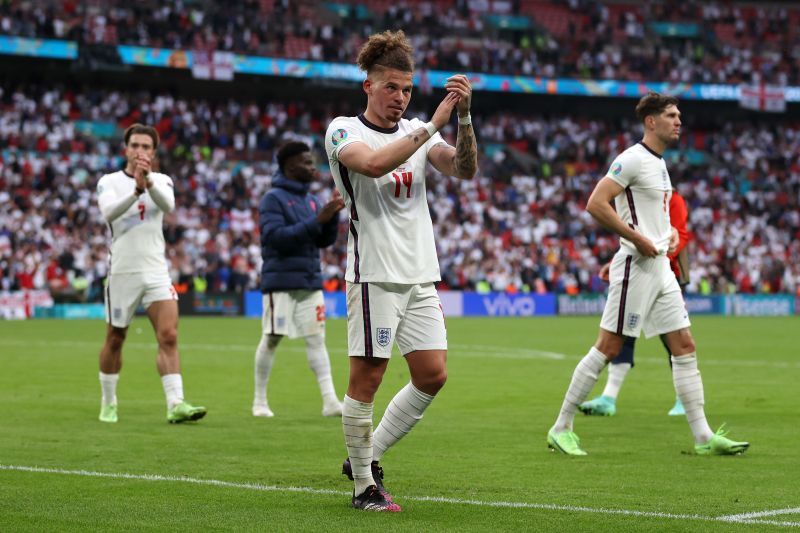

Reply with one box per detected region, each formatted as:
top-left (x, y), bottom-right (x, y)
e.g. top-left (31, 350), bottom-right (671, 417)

top-left (373, 348), bottom-right (446, 462)
top-left (372, 283), bottom-right (447, 464)
top-left (663, 327), bottom-right (748, 455)
top-left (146, 298), bottom-right (206, 423)
top-left (649, 270), bottom-right (748, 455)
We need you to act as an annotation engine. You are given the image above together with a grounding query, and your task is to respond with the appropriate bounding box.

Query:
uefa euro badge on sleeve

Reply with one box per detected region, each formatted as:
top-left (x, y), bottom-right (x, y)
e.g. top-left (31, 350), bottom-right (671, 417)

top-left (376, 327), bottom-right (392, 347)
top-left (331, 128), bottom-right (348, 146)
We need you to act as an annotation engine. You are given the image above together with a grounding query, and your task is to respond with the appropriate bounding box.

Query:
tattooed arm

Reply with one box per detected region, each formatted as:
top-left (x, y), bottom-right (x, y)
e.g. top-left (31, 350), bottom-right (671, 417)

top-left (428, 75), bottom-right (478, 180)
top-left (427, 124), bottom-right (478, 180)
top-left (340, 93), bottom-right (460, 178)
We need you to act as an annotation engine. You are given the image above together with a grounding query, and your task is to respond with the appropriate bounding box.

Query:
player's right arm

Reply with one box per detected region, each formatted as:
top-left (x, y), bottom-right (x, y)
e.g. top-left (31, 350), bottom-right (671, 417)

top-left (336, 93), bottom-right (460, 178)
top-left (97, 176), bottom-right (139, 223)
top-left (587, 177), bottom-right (658, 257)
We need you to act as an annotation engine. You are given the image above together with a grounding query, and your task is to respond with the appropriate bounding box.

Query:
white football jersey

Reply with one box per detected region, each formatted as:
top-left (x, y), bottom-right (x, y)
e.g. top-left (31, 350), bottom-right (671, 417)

top-left (605, 142), bottom-right (673, 255)
top-left (325, 114), bottom-right (446, 284)
top-left (96, 170), bottom-right (173, 274)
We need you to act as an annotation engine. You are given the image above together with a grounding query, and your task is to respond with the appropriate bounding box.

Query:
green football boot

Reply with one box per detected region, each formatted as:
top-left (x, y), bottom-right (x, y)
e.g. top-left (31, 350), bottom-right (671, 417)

top-left (578, 395), bottom-right (617, 416)
top-left (547, 428), bottom-right (588, 456)
top-left (167, 401), bottom-right (207, 424)
top-left (99, 404), bottom-right (118, 423)
top-left (694, 424), bottom-right (749, 455)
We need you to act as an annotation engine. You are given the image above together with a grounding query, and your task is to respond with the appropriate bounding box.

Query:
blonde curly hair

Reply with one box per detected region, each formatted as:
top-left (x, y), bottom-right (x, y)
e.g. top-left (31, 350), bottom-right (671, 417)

top-left (357, 30), bottom-right (414, 74)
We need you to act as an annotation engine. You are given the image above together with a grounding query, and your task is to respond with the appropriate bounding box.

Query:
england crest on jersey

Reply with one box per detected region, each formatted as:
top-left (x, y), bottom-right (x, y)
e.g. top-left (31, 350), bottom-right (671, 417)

top-left (376, 327), bottom-right (392, 347)
top-left (627, 313), bottom-right (640, 329)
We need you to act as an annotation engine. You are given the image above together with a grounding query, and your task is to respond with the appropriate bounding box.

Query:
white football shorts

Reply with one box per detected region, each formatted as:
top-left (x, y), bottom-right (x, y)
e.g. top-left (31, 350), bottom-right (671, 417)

top-left (105, 270), bottom-right (178, 328)
top-left (345, 281), bottom-right (447, 358)
top-left (262, 290), bottom-right (326, 339)
top-left (600, 251), bottom-right (691, 338)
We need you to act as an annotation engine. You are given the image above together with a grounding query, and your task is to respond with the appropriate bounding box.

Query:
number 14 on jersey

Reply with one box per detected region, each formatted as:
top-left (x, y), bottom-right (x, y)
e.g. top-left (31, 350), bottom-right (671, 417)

top-left (392, 171), bottom-right (412, 198)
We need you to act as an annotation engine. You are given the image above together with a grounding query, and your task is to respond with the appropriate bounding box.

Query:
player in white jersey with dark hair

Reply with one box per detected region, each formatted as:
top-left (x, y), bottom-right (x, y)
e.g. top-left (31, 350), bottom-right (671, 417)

top-left (325, 30), bottom-right (478, 512)
top-left (95, 123), bottom-right (206, 424)
top-left (546, 92), bottom-right (748, 456)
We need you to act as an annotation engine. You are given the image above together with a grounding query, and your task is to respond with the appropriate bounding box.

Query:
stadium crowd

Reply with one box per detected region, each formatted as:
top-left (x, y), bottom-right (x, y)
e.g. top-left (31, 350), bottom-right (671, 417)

top-left (1, 0), bottom-right (798, 85)
top-left (2, 83), bottom-right (799, 302)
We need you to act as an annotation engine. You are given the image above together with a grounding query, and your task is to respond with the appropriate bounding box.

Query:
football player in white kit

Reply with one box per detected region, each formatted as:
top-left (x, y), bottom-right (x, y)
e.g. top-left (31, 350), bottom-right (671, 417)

top-left (547, 93), bottom-right (748, 456)
top-left (95, 124), bottom-right (206, 424)
top-left (325, 30), bottom-right (478, 512)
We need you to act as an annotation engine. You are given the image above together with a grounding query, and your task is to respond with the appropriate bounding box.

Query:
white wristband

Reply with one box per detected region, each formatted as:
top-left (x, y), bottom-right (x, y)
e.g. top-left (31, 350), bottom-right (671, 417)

top-left (458, 113), bottom-right (472, 126)
top-left (423, 121), bottom-right (438, 137)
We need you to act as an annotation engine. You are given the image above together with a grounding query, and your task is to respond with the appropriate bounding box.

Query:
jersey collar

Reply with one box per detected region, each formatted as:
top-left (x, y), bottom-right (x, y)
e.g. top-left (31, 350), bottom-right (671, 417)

top-left (358, 113), bottom-right (399, 134)
top-left (638, 141), bottom-right (663, 159)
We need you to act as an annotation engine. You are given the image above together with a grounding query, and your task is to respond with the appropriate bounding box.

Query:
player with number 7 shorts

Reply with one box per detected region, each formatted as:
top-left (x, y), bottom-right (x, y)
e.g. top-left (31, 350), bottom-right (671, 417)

top-left (95, 123), bottom-right (206, 425)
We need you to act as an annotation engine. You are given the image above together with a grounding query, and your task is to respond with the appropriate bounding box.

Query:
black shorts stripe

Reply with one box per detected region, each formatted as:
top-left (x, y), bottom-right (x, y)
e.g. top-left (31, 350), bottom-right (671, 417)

top-left (616, 256), bottom-right (633, 335)
top-left (268, 293), bottom-right (275, 333)
top-left (362, 283), bottom-right (373, 358)
top-left (625, 187), bottom-right (638, 226)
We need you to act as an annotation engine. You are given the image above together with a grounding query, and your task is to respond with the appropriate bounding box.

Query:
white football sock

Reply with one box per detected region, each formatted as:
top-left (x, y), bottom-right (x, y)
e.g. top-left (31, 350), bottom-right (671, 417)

top-left (553, 347), bottom-right (608, 431)
top-left (373, 382), bottom-right (435, 462)
top-left (161, 373), bottom-right (184, 409)
top-left (602, 362), bottom-right (631, 400)
top-left (672, 353), bottom-right (714, 443)
top-left (304, 333), bottom-right (338, 405)
top-left (342, 395), bottom-right (375, 495)
top-left (99, 372), bottom-right (119, 407)
top-left (254, 334), bottom-right (281, 405)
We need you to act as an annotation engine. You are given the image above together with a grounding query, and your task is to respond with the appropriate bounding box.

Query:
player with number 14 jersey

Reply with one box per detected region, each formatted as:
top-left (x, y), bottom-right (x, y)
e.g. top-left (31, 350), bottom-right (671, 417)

top-left (326, 115), bottom-right (443, 284)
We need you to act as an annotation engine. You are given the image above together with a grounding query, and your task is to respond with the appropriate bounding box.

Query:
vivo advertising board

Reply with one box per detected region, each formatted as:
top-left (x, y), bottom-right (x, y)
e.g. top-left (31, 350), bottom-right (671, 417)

top-left (462, 293), bottom-right (557, 317)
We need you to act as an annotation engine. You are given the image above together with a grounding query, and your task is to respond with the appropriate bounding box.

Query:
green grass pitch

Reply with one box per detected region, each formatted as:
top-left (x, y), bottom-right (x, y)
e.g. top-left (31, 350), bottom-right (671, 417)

top-left (1, 316), bottom-right (798, 531)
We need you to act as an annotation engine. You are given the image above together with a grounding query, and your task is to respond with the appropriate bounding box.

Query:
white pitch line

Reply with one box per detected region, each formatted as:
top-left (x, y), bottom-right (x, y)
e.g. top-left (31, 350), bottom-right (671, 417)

top-left (719, 507), bottom-right (800, 520)
top-left (450, 343), bottom-right (566, 360)
top-left (0, 339), bottom-right (568, 361)
top-left (2, 338), bottom-right (800, 367)
top-left (1, 464), bottom-right (798, 527)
